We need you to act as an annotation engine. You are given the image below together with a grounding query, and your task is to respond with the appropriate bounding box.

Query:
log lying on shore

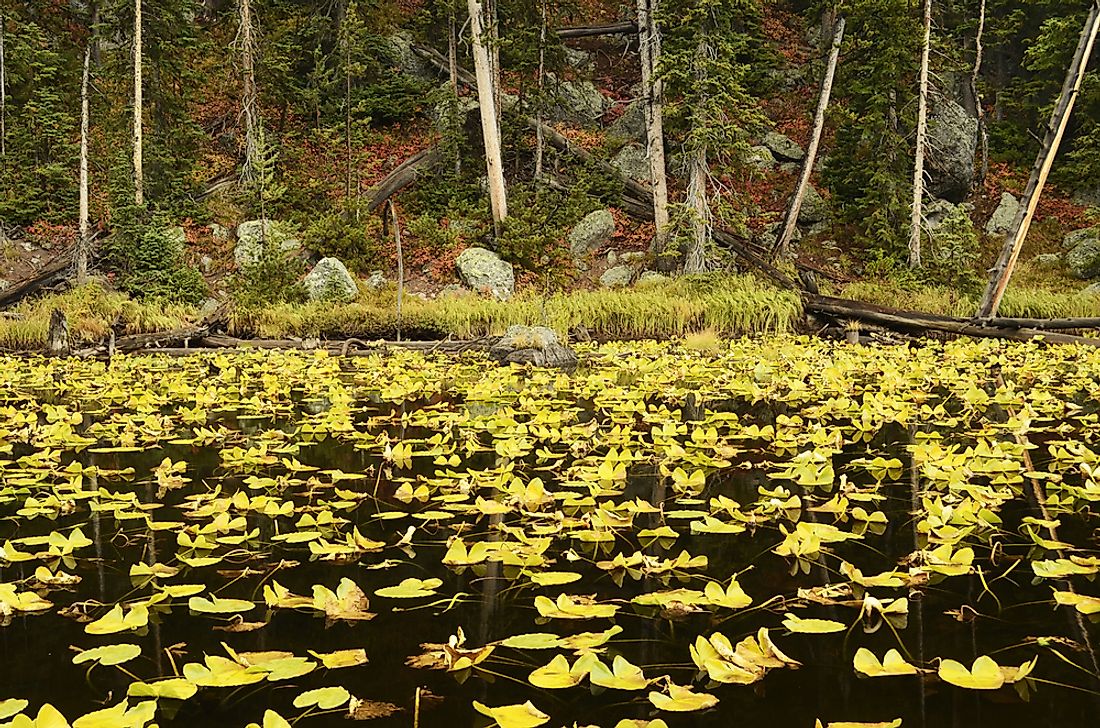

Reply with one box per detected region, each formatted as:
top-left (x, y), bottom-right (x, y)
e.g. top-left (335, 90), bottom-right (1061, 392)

top-left (805, 295), bottom-right (1100, 347)
top-left (0, 248), bottom-right (74, 309)
top-left (364, 146), bottom-right (445, 214)
top-left (557, 22), bottom-right (638, 39)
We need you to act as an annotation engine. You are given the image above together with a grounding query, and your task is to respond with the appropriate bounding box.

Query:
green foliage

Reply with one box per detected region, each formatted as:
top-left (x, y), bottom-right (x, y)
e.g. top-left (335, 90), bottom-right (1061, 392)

top-left (300, 204), bottom-right (383, 274)
top-left (923, 207), bottom-right (982, 290)
top-left (108, 217), bottom-right (208, 305)
top-left (230, 243), bottom-right (307, 308)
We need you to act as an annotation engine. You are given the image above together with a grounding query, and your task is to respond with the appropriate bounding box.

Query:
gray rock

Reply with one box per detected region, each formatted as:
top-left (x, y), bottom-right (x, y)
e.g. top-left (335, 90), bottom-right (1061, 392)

top-left (1083, 282), bottom-right (1100, 296)
top-left (198, 298), bottom-right (221, 318)
top-left (455, 246), bottom-right (515, 300)
top-left (612, 144), bottom-right (651, 182)
top-left (569, 210), bottom-right (616, 258)
top-left (779, 162), bottom-right (800, 175)
top-left (210, 223), bottom-right (230, 241)
top-left (489, 325), bottom-right (577, 369)
top-left (199, 255), bottom-right (213, 274)
top-left (1063, 227), bottom-right (1100, 251)
top-left (606, 250), bottom-right (618, 266)
top-left (563, 46), bottom-right (592, 71)
top-left (235, 220), bottom-right (300, 266)
top-left (303, 257), bottom-right (358, 302)
top-left (620, 251), bottom-right (646, 264)
top-left (439, 284), bottom-right (468, 298)
top-left (430, 84), bottom-right (480, 130)
top-left (1033, 253), bottom-right (1062, 268)
top-left (637, 271), bottom-right (668, 285)
top-left (547, 75), bottom-right (608, 124)
top-left (927, 95), bottom-right (979, 202)
top-left (798, 186), bottom-right (829, 225)
top-left (763, 131), bottom-right (804, 162)
top-left (985, 192), bottom-right (1020, 236)
top-left (600, 264), bottom-right (634, 288)
top-left (385, 31), bottom-right (438, 83)
top-left (608, 101), bottom-right (646, 143)
top-left (1066, 239), bottom-right (1100, 279)
top-left (747, 145), bottom-right (777, 171)
top-left (366, 271), bottom-right (388, 290)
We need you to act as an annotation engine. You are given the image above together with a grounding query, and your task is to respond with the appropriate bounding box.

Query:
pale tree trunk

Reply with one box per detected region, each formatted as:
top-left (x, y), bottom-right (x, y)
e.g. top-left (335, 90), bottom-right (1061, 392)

top-left (467, 0), bottom-right (508, 229)
top-left (972, 0), bottom-right (988, 185)
top-left (775, 16), bottom-right (844, 259)
top-left (238, 0), bottom-right (261, 187)
top-left (637, 0), bottom-right (670, 261)
top-left (1, 13), bottom-right (6, 158)
top-left (448, 9), bottom-right (461, 174)
top-left (908, 0), bottom-right (932, 269)
top-left (978, 1), bottom-right (1100, 318)
top-left (77, 44), bottom-right (91, 284)
top-left (534, 0), bottom-right (547, 185)
top-left (133, 0), bottom-right (144, 207)
top-left (487, 0), bottom-right (501, 125)
top-left (683, 35), bottom-right (710, 275)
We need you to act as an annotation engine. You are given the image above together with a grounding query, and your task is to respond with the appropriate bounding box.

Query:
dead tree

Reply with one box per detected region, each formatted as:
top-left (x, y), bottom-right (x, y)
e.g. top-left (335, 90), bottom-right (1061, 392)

top-left (774, 16), bottom-right (845, 259)
top-left (908, 0), bottom-right (932, 268)
top-left (978, 1), bottom-right (1100, 318)
top-left (47, 309), bottom-right (70, 357)
top-left (467, 0), bottom-right (508, 229)
top-left (133, 0), bottom-right (144, 206)
top-left (636, 0), bottom-right (671, 260)
top-left (77, 44), bottom-right (92, 284)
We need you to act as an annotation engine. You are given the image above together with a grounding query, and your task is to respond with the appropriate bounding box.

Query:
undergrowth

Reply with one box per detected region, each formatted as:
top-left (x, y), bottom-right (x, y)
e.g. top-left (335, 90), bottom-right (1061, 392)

top-left (842, 280), bottom-right (1100, 319)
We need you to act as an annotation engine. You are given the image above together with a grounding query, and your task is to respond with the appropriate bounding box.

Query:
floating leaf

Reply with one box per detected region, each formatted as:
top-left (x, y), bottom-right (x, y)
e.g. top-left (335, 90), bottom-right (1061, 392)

top-left (72, 644), bottom-right (142, 667)
top-left (374, 577), bottom-right (443, 599)
top-left (84, 604), bottom-right (149, 635)
top-left (938, 656), bottom-right (1005, 690)
top-left (292, 686), bottom-right (351, 710)
top-left (188, 595), bottom-right (256, 614)
top-left (853, 649), bottom-right (918, 677)
top-left (308, 649), bottom-right (368, 669)
top-left (472, 701), bottom-right (550, 728)
top-left (648, 683), bottom-right (718, 712)
top-left (128, 678), bottom-right (198, 701)
top-left (782, 613), bottom-right (847, 634)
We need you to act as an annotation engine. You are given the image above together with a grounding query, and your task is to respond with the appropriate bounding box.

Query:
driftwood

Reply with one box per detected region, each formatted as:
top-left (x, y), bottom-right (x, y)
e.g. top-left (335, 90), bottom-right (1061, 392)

top-left (46, 309), bottom-right (70, 357)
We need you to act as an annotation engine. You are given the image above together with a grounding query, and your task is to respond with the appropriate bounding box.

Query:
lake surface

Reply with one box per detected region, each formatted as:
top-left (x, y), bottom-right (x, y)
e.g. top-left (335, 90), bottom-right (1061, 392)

top-left (0, 339), bottom-right (1098, 727)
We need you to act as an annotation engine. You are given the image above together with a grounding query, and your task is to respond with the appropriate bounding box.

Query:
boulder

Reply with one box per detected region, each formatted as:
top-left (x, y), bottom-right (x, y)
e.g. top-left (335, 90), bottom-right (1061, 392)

top-left (1065, 239), bottom-right (1100, 279)
top-left (489, 325), bottom-right (578, 369)
top-left (569, 210), bottom-right (616, 258)
top-left (925, 198), bottom-right (975, 236)
top-left (455, 247), bottom-right (515, 300)
top-left (927, 95), bottom-right (979, 202)
top-left (747, 145), bottom-right (777, 171)
top-left (612, 144), bottom-right (651, 182)
top-left (366, 271), bottom-right (388, 290)
top-left (547, 75), bottom-right (608, 124)
top-left (1083, 282), bottom-right (1100, 296)
top-left (1033, 253), bottom-right (1062, 268)
top-left (637, 271), bottom-right (668, 285)
top-left (563, 46), bottom-right (593, 71)
top-left (385, 32), bottom-right (437, 83)
top-left (1063, 227), bottom-right (1100, 251)
top-left (235, 220), bottom-right (300, 266)
top-left (600, 264), bottom-right (634, 288)
top-left (210, 223), bottom-right (230, 242)
top-left (763, 131), bottom-right (804, 162)
top-left (609, 100), bottom-right (646, 143)
top-left (798, 186), bottom-right (829, 225)
top-left (984, 192), bottom-right (1020, 236)
top-left (303, 258), bottom-right (358, 302)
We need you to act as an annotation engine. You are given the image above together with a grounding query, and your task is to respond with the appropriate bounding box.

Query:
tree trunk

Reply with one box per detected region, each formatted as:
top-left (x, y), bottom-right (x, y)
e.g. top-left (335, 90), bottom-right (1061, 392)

top-left (238, 0), bottom-right (261, 186)
top-left (344, 32), bottom-right (352, 201)
top-left (133, 0), bottom-right (144, 207)
top-left (47, 309), bottom-right (70, 357)
top-left (77, 44), bottom-right (91, 285)
top-left (389, 200), bottom-right (405, 343)
top-left (636, 0), bottom-right (670, 262)
top-left (683, 35), bottom-right (709, 274)
top-left (908, 0), bottom-right (932, 269)
top-left (448, 10), bottom-right (461, 174)
top-left (977, 1), bottom-right (1100, 318)
top-left (467, 0), bottom-right (508, 229)
top-left (972, 0), bottom-right (988, 186)
top-left (534, 0), bottom-right (547, 185)
top-left (0, 13), bottom-right (5, 158)
top-left (775, 16), bottom-right (844, 259)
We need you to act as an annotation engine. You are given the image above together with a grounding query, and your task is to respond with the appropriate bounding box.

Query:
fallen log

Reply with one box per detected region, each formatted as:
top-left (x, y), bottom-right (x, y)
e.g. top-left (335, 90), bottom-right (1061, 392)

top-left (0, 248), bottom-right (74, 309)
top-left (976, 316), bottom-right (1100, 330)
top-left (806, 295), bottom-right (1100, 347)
top-left (557, 22), bottom-right (638, 39)
top-left (364, 146), bottom-right (445, 214)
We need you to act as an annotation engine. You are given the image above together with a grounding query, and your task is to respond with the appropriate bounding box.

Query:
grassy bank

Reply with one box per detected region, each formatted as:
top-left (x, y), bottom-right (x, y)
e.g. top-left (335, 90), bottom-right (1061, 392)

top-left (229, 274), bottom-right (803, 340)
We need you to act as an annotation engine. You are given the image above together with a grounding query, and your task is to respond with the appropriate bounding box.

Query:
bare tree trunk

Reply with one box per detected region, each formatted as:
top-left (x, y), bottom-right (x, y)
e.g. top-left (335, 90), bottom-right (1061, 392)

top-left (0, 13), bottom-right (5, 159)
top-left (389, 200), bottom-right (405, 343)
top-left (978, 1), bottom-right (1100, 318)
top-left (448, 9), bottom-right (461, 174)
top-left (238, 0), bottom-right (261, 187)
top-left (486, 0), bottom-right (501, 124)
top-left (77, 45), bottom-right (91, 285)
top-left (637, 0), bottom-right (670, 262)
top-left (775, 16), bottom-right (844, 259)
top-left (133, 0), bottom-right (144, 207)
top-left (683, 35), bottom-right (709, 274)
top-left (344, 32), bottom-right (352, 201)
top-left (534, 0), bottom-right (547, 185)
top-left (47, 309), bottom-right (70, 357)
top-left (467, 0), bottom-right (508, 229)
top-left (972, 0), bottom-right (988, 185)
top-left (908, 0), bottom-right (932, 269)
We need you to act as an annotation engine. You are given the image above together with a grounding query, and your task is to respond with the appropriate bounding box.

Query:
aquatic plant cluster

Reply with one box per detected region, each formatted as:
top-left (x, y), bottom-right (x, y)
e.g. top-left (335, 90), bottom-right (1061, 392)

top-left (0, 339), bottom-right (1098, 727)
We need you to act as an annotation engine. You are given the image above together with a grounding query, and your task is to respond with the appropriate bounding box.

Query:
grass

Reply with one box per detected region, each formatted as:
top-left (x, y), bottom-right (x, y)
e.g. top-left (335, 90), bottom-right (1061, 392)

top-left (229, 274), bottom-right (803, 341)
top-left (839, 280), bottom-right (1100, 320)
top-left (0, 282), bottom-right (195, 351)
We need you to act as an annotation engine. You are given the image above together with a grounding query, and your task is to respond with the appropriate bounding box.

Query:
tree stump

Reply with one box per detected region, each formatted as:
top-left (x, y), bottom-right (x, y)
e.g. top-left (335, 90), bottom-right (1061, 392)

top-left (46, 308), bottom-right (70, 357)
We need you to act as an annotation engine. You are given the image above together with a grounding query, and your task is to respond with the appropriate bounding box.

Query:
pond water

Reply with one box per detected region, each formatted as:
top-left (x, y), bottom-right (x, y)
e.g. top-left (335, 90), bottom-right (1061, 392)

top-left (0, 338), bottom-right (1098, 727)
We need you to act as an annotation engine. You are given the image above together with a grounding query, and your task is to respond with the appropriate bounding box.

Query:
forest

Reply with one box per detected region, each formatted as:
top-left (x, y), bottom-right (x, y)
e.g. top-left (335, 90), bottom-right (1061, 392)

top-left (3, 2), bottom-right (1100, 728)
